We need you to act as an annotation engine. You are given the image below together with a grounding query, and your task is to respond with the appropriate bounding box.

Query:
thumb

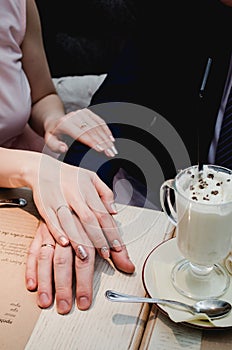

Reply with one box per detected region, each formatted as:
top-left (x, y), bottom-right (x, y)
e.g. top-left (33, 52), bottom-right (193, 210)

top-left (45, 133), bottom-right (68, 153)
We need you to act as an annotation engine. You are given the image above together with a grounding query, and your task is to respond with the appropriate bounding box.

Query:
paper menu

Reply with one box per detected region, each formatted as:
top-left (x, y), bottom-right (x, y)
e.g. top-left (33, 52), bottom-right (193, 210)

top-left (0, 188), bottom-right (179, 350)
top-left (145, 311), bottom-right (202, 350)
top-left (0, 188), bottom-right (41, 350)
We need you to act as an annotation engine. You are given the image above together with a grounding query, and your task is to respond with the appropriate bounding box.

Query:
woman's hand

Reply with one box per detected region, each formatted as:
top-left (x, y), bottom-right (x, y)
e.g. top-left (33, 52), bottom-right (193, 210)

top-left (0, 148), bottom-right (134, 273)
top-left (26, 220), bottom-right (135, 314)
top-left (0, 147), bottom-right (135, 302)
top-left (44, 108), bottom-right (118, 157)
top-left (28, 154), bottom-right (134, 268)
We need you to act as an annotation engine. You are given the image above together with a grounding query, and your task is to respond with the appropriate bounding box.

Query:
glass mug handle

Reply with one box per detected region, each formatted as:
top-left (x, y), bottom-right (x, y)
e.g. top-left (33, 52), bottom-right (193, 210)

top-left (160, 179), bottom-right (177, 226)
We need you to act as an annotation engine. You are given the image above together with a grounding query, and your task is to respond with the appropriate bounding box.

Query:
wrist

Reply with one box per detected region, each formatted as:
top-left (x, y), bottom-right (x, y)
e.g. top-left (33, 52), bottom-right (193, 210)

top-left (18, 151), bottom-right (43, 189)
top-left (0, 148), bottom-right (42, 189)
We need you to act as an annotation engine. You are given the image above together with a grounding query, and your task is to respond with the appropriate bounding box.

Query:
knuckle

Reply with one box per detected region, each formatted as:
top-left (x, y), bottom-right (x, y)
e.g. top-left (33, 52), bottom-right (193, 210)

top-left (27, 247), bottom-right (36, 258)
top-left (55, 285), bottom-right (69, 295)
top-left (96, 211), bottom-right (109, 222)
top-left (80, 210), bottom-right (95, 224)
top-left (54, 256), bottom-right (68, 267)
top-left (38, 250), bottom-right (53, 262)
top-left (94, 235), bottom-right (107, 250)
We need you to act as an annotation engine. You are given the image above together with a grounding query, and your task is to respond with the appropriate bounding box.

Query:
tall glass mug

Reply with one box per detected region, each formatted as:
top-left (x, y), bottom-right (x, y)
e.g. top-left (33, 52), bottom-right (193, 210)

top-left (160, 164), bottom-right (232, 299)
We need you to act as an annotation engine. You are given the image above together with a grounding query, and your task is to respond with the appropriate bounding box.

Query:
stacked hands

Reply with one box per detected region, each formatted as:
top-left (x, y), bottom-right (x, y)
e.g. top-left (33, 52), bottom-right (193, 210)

top-left (24, 108), bottom-right (135, 315)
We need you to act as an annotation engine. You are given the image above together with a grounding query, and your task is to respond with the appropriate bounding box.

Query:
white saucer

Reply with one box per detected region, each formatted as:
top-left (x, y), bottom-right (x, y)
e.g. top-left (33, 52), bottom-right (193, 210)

top-left (142, 238), bottom-right (232, 329)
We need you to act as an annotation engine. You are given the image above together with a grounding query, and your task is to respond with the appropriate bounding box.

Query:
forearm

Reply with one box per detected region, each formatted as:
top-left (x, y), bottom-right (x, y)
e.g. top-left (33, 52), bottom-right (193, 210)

top-left (0, 147), bottom-right (42, 188)
top-left (29, 93), bottom-right (65, 137)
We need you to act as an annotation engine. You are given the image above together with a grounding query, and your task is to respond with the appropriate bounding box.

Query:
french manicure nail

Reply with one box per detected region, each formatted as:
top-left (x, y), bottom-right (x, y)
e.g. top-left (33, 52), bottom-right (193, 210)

top-left (96, 144), bottom-right (104, 151)
top-left (106, 148), bottom-right (115, 157)
top-left (111, 239), bottom-right (122, 252)
top-left (101, 246), bottom-right (110, 258)
top-left (111, 202), bottom-right (117, 213)
top-left (111, 145), bottom-right (118, 155)
top-left (60, 236), bottom-right (69, 246)
top-left (110, 135), bottom-right (115, 142)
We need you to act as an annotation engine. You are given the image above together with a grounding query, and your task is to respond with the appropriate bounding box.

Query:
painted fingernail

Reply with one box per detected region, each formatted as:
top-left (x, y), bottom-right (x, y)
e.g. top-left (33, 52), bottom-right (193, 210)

top-left (106, 148), bottom-right (115, 157)
top-left (110, 135), bottom-right (115, 142)
top-left (111, 239), bottom-right (122, 252)
top-left (106, 257), bottom-right (116, 270)
top-left (77, 296), bottom-right (90, 310)
top-left (111, 145), bottom-right (118, 155)
top-left (77, 245), bottom-right (88, 260)
top-left (101, 246), bottom-right (110, 258)
top-left (60, 236), bottom-right (69, 246)
top-left (96, 144), bottom-right (104, 151)
top-left (111, 202), bottom-right (117, 213)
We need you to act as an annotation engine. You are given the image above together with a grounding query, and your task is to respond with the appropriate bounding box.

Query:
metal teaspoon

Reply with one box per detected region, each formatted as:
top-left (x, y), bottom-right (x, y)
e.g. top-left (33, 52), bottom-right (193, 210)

top-left (105, 290), bottom-right (232, 319)
top-left (0, 198), bottom-right (27, 207)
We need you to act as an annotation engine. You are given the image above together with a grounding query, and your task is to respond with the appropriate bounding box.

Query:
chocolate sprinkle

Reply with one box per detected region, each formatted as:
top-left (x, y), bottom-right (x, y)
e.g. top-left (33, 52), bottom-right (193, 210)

top-left (211, 190), bottom-right (219, 195)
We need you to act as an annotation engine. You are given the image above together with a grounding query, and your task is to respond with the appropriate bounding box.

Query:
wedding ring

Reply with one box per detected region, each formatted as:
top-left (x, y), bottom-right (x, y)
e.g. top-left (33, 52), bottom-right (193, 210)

top-left (56, 204), bottom-right (70, 215)
top-left (80, 121), bottom-right (88, 129)
top-left (41, 243), bottom-right (55, 249)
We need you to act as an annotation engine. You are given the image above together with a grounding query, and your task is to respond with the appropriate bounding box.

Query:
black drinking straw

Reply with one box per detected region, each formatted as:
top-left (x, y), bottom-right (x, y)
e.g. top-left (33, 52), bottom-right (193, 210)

top-left (198, 57), bottom-right (212, 172)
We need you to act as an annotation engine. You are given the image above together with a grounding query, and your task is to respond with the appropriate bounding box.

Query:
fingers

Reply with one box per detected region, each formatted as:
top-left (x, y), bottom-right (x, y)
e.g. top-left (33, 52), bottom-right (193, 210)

top-left (43, 206), bottom-right (70, 247)
top-left (81, 175), bottom-right (135, 271)
top-left (25, 217), bottom-right (133, 316)
top-left (73, 224), bottom-right (95, 310)
top-left (26, 221), bottom-right (56, 309)
top-left (36, 223), bottom-right (56, 309)
top-left (47, 109), bottom-right (118, 157)
top-left (55, 204), bottom-right (90, 258)
top-left (25, 221), bottom-right (43, 291)
top-left (110, 245), bottom-right (135, 274)
top-left (45, 133), bottom-right (68, 153)
top-left (72, 195), bottom-right (134, 274)
top-left (26, 219), bottom-right (95, 315)
top-left (78, 109), bottom-right (118, 157)
top-left (75, 248), bottom-right (95, 310)
top-left (92, 173), bottom-right (118, 214)
top-left (70, 202), bottom-right (116, 259)
top-left (53, 243), bottom-right (73, 314)
top-left (54, 214), bottom-right (95, 313)
top-left (83, 178), bottom-right (122, 248)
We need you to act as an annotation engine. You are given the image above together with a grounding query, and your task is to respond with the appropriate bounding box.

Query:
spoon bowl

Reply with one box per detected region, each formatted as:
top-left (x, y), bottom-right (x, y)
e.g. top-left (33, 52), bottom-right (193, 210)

top-left (105, 290), bottom-right (232, 320)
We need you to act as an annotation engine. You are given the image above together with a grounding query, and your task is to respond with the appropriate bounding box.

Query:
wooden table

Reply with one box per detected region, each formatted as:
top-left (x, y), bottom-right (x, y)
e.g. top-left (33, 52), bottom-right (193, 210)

top-left (0, 188), bottom-right (232, 350)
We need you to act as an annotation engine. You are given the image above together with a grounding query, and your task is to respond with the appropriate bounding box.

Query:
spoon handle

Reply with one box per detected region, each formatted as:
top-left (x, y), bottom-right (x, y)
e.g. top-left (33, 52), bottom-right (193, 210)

top-left (105, 290), bottom-right (196, 314)
top-left (0, 198), bottom-right (27, 207)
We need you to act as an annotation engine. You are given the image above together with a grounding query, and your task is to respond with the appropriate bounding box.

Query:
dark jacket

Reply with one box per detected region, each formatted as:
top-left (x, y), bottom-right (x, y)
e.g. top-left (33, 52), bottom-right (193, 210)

top-left (64, 0), bottom-right (232, 207)
top-left (91, 0), bottom-right (232, 168)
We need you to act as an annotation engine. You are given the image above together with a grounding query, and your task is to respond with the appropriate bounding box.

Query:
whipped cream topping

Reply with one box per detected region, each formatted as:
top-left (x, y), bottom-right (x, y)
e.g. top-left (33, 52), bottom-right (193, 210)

top-left (178, 166), bottom-right (232, 204)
